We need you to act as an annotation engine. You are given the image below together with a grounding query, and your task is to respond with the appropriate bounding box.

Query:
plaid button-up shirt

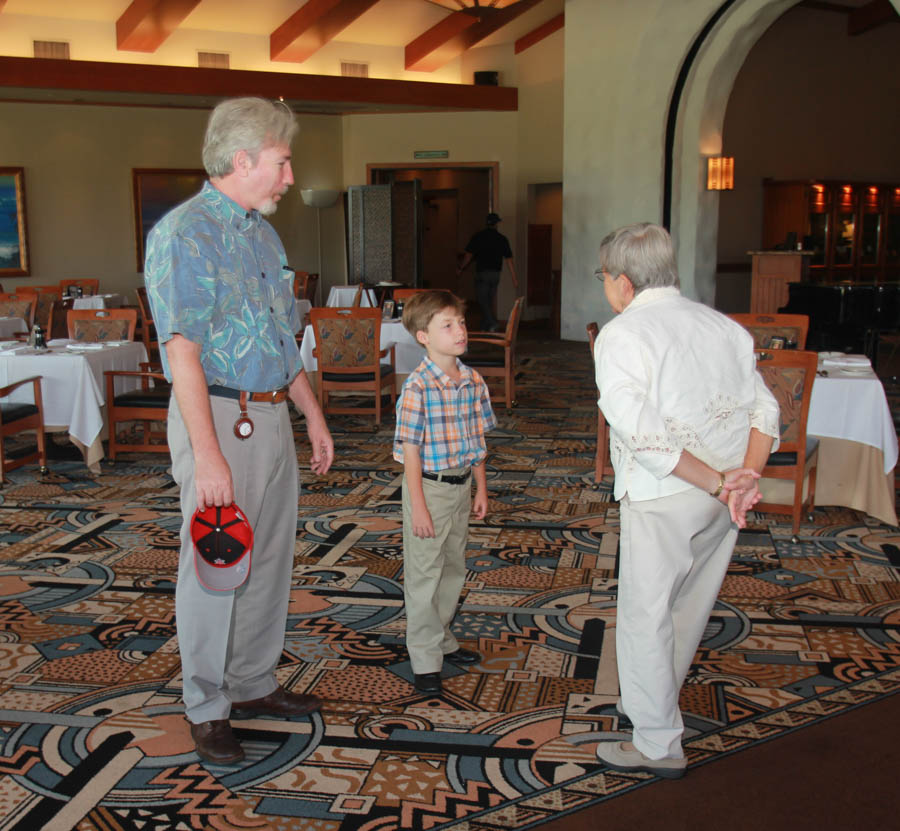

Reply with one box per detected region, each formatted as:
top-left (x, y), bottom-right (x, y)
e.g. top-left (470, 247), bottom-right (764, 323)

top-left (393, 356), bottom-right (497, 472)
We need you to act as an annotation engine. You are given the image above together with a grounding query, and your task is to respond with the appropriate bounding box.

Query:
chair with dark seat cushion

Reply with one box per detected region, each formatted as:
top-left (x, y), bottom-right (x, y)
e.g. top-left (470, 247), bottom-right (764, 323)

top-left (466, 296), bottom-right (523, 413)
top-left (67, 308), bottom-right (138, 342)
top-left (587, 321), bottom-right (614, 484)
top-left (0, 293), bottom-right (38, 328)
top-left (754, 349), bottom-right (819, 535)
top-left (310, 307), bottom-right (396, 426)
top-left (0, 376), bottom-right (47, 482)
top-left (728, 313), bottom-right (809, 350)
top-left (105, 364), bottom-right (170, 460)
top-left (59, 278), bottom-right (100, 296)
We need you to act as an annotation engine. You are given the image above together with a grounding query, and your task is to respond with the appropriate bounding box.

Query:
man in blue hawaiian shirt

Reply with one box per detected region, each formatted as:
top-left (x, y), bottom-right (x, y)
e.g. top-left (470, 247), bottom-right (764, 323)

top-left (145, 98), bottom-right (334, 766)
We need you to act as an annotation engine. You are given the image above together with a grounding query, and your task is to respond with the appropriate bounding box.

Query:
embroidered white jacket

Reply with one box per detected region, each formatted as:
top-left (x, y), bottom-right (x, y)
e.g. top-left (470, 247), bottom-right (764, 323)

top-left (594, 287), bottom-right (780, 502)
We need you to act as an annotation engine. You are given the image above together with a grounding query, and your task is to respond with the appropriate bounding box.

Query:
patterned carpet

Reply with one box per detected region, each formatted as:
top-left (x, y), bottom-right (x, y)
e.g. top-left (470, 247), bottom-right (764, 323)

top-left (0, 333), bottom-right (899, 831)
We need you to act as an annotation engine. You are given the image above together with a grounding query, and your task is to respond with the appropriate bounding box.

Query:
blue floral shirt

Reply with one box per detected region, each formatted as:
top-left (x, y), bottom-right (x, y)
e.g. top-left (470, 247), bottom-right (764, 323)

top-left (144, 181), bottom-right (304, 391)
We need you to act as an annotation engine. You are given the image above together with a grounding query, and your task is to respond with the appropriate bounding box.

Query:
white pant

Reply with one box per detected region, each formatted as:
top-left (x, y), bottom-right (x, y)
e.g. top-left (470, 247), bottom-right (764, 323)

top-left (617, 488), bottom-right (737, 760)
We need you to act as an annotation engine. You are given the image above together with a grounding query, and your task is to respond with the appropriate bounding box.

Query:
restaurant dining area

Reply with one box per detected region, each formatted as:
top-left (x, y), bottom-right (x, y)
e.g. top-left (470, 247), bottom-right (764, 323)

top-left (1, 0), bottom-right (900, 829)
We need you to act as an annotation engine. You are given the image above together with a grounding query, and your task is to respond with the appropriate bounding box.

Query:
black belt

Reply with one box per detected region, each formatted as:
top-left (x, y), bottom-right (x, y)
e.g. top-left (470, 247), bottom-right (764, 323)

top-left (208, 385), bottom-right (289, 404)
top-left (422, 470), bottom-right (471, 485)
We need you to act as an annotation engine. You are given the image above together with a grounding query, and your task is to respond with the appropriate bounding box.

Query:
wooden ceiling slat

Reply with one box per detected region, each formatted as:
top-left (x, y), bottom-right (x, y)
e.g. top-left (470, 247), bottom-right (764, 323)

top-left (847, 0), bottom-right (899, 35)
top-left (0, 56), bottom-right (518, 113)
top-left (405, 0), bottom-right (545, 72)
top-left (116, 0), bottom-right (203, 52)
top-left (514, 12), bottom-right (563, 55)
top-left (271, 0), bottom-right (383, 63)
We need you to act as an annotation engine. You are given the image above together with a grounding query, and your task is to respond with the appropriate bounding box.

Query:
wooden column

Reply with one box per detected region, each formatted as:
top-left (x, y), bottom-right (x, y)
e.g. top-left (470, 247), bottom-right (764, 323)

top-left (749, 251), bottom-right (810, 313)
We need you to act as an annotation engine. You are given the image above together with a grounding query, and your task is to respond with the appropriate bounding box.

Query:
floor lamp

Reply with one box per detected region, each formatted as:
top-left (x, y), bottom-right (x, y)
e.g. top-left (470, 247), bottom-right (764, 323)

top-left (300, 188), bottom-right (340, 306)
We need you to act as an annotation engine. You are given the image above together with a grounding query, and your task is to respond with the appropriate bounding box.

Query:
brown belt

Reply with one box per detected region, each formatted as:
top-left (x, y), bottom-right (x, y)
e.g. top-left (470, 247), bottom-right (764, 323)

top-left (208, 385), bottom-right (289, 404)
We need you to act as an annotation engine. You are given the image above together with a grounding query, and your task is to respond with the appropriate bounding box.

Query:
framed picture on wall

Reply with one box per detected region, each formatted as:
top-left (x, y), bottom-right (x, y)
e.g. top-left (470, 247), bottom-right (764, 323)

top-left (0, 167), bottom-right (30, 277)
top-left (132, 168), bottom-right (207, 271)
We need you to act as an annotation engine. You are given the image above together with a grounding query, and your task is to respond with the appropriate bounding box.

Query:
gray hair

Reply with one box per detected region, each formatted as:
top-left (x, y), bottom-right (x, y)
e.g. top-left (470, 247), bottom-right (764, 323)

top-left (202, 98), bottom-right (298, 178)
top-left (597, 222), bottom-right (679, 293)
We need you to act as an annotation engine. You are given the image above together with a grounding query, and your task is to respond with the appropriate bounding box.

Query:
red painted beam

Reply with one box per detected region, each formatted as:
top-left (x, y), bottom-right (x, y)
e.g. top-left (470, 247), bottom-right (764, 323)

top-left (514, 12), bottom-right (563, 54)
top-left (117, 0), bottom-right (203, 52)
top-left (271, 0), bottom-right (382, 63)
top-left (406, 0), bottom-right (545, 73)
top-left (847, 0), bottom-right (899, 35)
top-left (0, 56), bottom-right (518, 113)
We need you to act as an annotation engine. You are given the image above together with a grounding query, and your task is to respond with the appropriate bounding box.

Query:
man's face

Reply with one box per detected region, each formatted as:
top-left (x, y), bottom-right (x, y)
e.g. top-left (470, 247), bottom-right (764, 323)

top-left (242, 143), bottom-right (294, 215)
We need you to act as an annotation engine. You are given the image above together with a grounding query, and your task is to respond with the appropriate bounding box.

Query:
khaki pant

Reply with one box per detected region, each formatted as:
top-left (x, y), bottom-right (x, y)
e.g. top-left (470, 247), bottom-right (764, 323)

top-left (402, 468), bottom-right (472, 674)
top-left (617, 488), bottom-right (737, 760)
top-left (169, 394), bottom-right (299, 724)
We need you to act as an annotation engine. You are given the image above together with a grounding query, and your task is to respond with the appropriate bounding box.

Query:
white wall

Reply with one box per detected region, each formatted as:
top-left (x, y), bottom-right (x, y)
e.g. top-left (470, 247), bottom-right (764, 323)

top-left (0, 102), bottom-right (342, 298)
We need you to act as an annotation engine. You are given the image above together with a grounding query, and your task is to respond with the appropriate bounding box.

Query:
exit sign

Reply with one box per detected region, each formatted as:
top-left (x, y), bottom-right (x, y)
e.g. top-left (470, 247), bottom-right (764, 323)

top-left (414, 150), bottom-right (449, 160)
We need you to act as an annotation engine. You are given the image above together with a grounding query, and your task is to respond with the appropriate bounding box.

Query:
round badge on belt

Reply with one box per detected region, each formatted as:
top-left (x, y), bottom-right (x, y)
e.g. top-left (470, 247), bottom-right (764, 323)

top-left (234, 416), bottom-right (254, 439)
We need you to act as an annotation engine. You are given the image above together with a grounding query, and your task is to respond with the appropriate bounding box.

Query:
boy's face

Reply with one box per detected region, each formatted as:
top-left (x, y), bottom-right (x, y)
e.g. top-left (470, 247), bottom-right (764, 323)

top-left (416, 306), bottom-right (467, 359)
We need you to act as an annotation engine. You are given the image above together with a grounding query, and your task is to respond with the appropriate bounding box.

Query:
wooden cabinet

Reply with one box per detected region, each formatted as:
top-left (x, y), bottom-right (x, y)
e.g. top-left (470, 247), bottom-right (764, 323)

top-left (763, 179), bottom-right (900, 283)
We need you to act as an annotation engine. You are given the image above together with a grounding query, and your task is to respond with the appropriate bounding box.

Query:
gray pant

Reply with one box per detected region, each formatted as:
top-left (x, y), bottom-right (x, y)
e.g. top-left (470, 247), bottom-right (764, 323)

top-left (475, 270), bottom-right (501, 330)
top-left (169, 394), bottom-right (299, 724)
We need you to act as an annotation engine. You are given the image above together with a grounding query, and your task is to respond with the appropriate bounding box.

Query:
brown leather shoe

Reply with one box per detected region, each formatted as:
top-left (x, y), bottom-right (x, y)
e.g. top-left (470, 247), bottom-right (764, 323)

top-left (230, 685), bottom-right (321, 719)
top-left (189, 719), bottom-right (244, 765)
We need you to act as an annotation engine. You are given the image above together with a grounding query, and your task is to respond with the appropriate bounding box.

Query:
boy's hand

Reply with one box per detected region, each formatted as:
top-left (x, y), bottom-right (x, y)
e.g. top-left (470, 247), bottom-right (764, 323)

top-left (412, 505), bottom-right (435, 538)
top-left (472, 488), bottom-right (488, 520)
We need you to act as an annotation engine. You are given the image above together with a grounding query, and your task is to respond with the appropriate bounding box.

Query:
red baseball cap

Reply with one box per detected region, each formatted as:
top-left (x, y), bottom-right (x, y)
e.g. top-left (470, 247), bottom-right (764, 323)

top-left (190, 504), bottom-right (253, 591)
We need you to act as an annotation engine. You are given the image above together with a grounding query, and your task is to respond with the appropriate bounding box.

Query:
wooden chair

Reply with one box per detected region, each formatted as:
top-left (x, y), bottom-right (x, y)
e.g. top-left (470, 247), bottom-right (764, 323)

top-left (0, 293), bottom-right (38, 328)
top-left (466, 296), bottom-right (524, 413)
top-left (392, 288), bottom-right (430, 303)
top-left (59, 278), bottom-right (100, 296)
top-left (587, 322), bottom-right (614, 483)
top-left (754, 349), bottom-right (819, 536)
top-left (310, 307), bottom-right (396, 427)
top-left (105, 363), bottom-right (170, 460)
top-left (0, 376), bottom-right (47, 482)
top-left (14, 287), bottom-right (60, 331)
top-left (46, 298), bottom-right (75, 340)
top-left (135, 286), bottom-right (159, 359)
top-left (67, 309), bottom-right (137, 342)
top-left (293, 271), bottom-right (320, 305)
top-left (728, 313), bottom-right (809, 350)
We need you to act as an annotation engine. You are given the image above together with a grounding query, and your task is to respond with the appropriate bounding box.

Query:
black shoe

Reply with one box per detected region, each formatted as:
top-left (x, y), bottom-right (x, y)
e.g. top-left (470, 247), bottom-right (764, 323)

top-left (413, 672), bottom-right (443, 693)
top-left (444, 648), bottom-right (481, 665)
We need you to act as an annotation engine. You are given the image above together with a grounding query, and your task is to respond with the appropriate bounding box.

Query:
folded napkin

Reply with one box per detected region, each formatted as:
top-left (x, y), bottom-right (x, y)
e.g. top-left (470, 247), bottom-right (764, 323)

top-left (48, 338), bottom-right (74, 347)
top-left (822, 354), bottom-right (871, 369)
top-left (66, 342), bottom-right (105, 351)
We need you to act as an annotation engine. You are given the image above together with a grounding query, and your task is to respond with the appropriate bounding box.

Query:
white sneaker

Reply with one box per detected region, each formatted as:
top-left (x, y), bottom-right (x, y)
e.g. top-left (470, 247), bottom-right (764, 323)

top-left (595, 741), bottom-right (687, 779)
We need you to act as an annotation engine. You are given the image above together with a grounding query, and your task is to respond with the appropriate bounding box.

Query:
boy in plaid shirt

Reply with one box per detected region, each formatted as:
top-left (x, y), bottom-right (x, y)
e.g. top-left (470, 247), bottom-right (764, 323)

top-left (393, 290), bottom-right (497, 694)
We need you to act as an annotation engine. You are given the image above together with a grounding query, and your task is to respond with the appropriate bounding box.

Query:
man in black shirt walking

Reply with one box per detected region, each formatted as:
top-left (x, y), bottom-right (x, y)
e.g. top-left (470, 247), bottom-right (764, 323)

top-left (457, 212), bottom-right (519, 332)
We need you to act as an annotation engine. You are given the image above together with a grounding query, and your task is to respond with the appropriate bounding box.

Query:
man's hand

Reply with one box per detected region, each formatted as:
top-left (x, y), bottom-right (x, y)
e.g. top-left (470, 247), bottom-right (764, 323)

top-left (412, 505), bottom-right (435, 538)
top-left (307, 421), bottom-right (334, 475)
top-left (194, 451), bottom-right (233, 512)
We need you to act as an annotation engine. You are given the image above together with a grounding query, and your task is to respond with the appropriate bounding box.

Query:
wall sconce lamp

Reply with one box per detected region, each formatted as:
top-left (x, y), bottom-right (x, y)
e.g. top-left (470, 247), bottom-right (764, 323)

top-left (301, 189), bottom-right (341, 305)
top-left (707, 156), bottom-right (735, 191)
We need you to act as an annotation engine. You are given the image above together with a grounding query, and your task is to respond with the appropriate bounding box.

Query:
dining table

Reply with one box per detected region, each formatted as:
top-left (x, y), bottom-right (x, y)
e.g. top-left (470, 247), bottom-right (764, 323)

top-left (0, 317), bottom-right (28, 339)
top-left (72, 293), bottom-right (127, 310)
top-left (759, 353), bottom-right (899, 526)
top-left (0, 339), bottom-right (148, 472)
top-left (325, 286), bottom-right (377, 308)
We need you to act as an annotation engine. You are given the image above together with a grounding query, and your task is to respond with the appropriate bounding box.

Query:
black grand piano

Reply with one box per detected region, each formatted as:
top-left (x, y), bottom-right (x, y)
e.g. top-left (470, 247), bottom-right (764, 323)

top-left (779, 282), bottom-right (899, 363)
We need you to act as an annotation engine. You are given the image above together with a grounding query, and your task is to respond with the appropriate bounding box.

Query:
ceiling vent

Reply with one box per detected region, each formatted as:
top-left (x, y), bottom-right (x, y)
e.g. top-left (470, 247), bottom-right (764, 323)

top-left (341, 61), bottom-right (369, 78)
top-left (34, 40), bottom-right (70, 60)
top-left (198, 51), bottom-right (230, 69)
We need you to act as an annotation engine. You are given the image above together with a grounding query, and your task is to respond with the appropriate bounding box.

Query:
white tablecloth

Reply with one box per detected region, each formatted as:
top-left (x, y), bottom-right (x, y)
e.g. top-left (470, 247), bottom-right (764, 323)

top-left (809, 364), bottom-right (898, 474)
top-left (0, 317), bottom-right (27, 339)
top-left (0, 341), bottom-right (148, 470)
top-left (72, 293), bottom-right (126, 310)
top-left (300, 319), bottom-right (424, 375)
top-left (326, 286), bottom-right (376, 308)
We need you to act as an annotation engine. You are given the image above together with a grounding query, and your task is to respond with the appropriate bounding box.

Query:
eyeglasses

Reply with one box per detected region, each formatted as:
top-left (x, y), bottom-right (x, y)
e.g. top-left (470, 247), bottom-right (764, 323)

top-left (594, 268), bottom-right (609, 282)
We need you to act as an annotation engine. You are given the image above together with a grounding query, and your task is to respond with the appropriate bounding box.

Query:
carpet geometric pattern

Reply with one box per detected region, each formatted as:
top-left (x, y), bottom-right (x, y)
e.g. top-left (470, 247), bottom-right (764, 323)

top-left (0, 335), bottom-right (898, 831)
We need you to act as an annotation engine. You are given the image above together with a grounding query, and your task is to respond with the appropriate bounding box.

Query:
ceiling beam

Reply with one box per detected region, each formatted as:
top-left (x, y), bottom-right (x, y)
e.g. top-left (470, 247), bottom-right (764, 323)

top-left (271, 0), bottom-right (382, 63)
top-left (406, 0), bottom-right (544, 72)
top-left (0, 1), bottom-right (8, 13)
top-left (0, 56), bottom-right (518, 114)
top-left (117, 0), bottom-right (203, 52)
top-left (847, 0), bottom-right (899, 35)
top-left (514, 12), bottom-right (563, 54)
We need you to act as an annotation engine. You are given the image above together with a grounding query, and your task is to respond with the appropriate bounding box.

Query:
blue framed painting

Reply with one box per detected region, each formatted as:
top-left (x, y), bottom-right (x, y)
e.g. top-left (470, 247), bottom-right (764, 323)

top-left (0, 167), bottom-right (30, 277)
top-left (132, 168), bottom-right (207, 271)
